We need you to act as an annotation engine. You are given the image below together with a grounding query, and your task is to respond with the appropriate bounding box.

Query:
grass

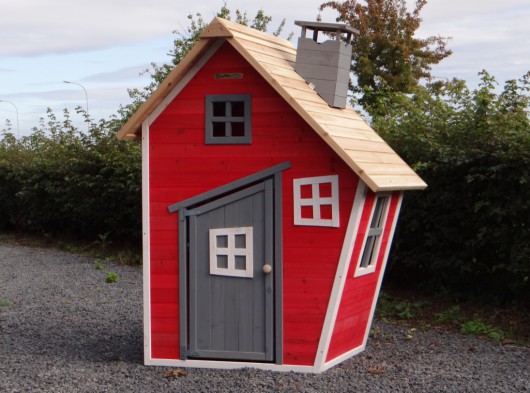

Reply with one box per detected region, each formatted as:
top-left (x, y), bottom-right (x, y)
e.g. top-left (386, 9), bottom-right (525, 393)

top-left (0, 300), bottom-right (13, 307)
top-left (376, 286), bottom-right (530, 346)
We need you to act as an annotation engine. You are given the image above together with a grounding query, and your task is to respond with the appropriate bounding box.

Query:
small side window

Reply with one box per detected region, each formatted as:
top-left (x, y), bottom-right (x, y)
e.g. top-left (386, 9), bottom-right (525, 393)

top-left (355, 194), bottom-right (390, 277)
top-left (205, 94), bottom-right (251, 144)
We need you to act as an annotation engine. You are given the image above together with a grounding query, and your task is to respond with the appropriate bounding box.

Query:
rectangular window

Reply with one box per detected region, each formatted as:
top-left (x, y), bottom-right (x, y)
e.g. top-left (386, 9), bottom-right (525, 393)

top-left (293, 175), bottom-right (340, 227)
top-left (205, 94), bottom-right (251, 144)
top-left (209, 227), bottom-right (254, 278)
top-left (355, 194), bottom-right (390, 276)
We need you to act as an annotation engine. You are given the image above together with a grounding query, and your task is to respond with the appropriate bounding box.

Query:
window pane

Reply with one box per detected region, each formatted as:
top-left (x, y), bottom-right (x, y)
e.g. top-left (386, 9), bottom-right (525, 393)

top-left (235, 256), bottom-right (246, 270)
top-left (319, 182), bottom-right (332, 198)
top-left (212, 122), bottom-right (226, 137)
top-left (213, 101), bottom-right (225, 117)
top-left (360, 236), bottom-right (376, 268)
top-left (231, 122), bottom-right (245, 137)
top-left (216, 235), bottom-right (228, 248)
top-left (371, 197), bottom-right (388, 228)
top-left (231, 101), bottom-right (245, 117)
top-left (300, 184), bottom-right (312, 199)
top-left (301, 205), bottom-right (313, 219)
top-left (234, 234), bottom-right (246, 249)
top-left (217, 255), bottom-right (228, 269)
top-left (320, 204), bottom-right (333, 220)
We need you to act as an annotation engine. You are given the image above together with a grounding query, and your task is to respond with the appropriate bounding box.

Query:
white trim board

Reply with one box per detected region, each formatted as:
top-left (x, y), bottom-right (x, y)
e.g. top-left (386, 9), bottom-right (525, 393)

top-left (148, 39), bottom-right (225, 125)
top-left (141, 119), bottom-right (152, 364)
top-left (144, 358), bottom-right (314, 373)
top-left (313, 181), bottom-right (367, 372)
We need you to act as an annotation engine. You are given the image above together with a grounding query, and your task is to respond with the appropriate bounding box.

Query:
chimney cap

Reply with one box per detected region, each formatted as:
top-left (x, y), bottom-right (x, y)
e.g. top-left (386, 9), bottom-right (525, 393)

top-left (295, 20), bottom-right (359, 36)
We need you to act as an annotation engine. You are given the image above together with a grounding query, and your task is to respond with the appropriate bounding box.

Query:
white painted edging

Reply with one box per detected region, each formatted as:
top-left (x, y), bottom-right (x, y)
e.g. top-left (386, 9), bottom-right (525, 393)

top-left (145, 358), bottom-right (314, 373)
top-left (312, 181), bottom-right (367, 372)
top-left (141, 119), bottom-right (152, 364)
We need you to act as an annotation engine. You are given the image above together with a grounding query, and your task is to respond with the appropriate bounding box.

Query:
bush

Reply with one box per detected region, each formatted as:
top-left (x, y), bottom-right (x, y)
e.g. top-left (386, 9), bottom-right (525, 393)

top-left (373, 71), bottom-right (530, 304)
top-left (0, 110), bottom-right (142, 245)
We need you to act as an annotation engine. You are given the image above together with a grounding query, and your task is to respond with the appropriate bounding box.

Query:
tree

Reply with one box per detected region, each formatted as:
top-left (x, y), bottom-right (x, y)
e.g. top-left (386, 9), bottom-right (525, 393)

top-left (319, 0), bottom-right (452, 108)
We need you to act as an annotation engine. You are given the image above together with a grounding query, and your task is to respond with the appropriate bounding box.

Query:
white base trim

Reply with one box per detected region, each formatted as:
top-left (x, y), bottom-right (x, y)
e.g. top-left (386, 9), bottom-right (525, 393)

top-left (145, 358), bottom-right (315, 373)
top-left (319, 344), bottom-right (366, 373)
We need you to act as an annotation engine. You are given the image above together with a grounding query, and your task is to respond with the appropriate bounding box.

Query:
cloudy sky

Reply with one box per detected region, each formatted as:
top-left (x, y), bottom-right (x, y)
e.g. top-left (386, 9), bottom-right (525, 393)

top-left (1, 0), bottom-right (528, 136)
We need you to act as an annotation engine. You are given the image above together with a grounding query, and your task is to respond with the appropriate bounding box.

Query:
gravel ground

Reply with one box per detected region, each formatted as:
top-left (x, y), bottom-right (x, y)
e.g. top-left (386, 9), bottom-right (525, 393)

top-left (1, 244), bottom-right (529, 393)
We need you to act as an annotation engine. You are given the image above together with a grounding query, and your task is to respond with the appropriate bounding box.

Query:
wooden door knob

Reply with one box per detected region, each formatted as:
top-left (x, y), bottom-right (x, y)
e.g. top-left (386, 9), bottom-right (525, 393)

top-left (263, 264), bottom-right (272, 274)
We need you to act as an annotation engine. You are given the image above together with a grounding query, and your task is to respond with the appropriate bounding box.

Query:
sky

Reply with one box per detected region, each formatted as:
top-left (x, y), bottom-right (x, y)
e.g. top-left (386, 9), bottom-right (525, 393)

top-left (1, 0), bottom-right (529, 137)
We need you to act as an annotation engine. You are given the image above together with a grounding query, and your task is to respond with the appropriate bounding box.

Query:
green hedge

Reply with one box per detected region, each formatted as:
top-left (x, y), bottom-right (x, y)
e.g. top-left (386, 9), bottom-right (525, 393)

top-left (372, 72), bottom-right (530, 304)
top-left (387, 157), bottom-right (530, 303)
top-left (0, 114), bottom-right (142, 244)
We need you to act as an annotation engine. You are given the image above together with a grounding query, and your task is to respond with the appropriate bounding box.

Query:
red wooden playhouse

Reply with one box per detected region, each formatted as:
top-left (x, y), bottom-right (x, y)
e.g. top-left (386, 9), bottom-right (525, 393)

top-left (117, 17), bottom-right (426, 373)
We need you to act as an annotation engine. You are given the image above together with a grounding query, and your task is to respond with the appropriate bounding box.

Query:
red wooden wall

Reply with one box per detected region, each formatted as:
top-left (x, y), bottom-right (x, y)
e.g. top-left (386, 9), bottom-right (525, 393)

top-left (325, 191), bottom-right (401, 361)
top-left (148, 42), bottom-right (360, 364)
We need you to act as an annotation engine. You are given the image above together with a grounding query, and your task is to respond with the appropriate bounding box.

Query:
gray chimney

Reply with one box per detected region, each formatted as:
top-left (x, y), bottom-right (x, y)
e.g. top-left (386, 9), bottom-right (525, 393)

top-left (294, 21), bottom-right (358, 108)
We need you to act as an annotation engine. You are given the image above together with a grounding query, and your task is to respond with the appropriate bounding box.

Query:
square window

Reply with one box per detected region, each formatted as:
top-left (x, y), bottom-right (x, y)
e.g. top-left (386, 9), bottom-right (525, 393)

top-left (209, 227), bottom-right (254, 278)
top-left (205, 95), bottom-right (251, 144)
top-left (293, 175), bottom-right (339, 227)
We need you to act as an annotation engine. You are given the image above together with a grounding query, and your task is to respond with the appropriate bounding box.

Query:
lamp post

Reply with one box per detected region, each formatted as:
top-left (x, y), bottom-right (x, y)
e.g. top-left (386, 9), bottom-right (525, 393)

top-left (0, 99), bottom-right (20, 138)
top-left (63, 80), bottom-right (89, 129)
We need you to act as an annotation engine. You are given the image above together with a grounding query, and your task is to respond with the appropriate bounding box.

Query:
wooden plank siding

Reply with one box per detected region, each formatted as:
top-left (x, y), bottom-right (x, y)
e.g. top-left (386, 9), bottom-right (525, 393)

top-left (325, 192), bottom-right (401, 361)
top-left (147, 42), bottom-right (360, 365)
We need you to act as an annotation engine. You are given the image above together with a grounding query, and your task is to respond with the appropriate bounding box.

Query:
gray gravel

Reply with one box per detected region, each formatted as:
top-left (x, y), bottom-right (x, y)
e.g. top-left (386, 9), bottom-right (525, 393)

top-left (1, 244), bottom-right (529, 392)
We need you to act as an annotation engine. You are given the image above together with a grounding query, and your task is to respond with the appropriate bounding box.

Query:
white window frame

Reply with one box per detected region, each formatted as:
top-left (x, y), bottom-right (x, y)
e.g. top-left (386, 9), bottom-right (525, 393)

top-left (209, 227), bottom-right (254, 278)
top-left (354, 193), bottom-right (391, 277)
top-left (293, 175), bottom-right (339, 227)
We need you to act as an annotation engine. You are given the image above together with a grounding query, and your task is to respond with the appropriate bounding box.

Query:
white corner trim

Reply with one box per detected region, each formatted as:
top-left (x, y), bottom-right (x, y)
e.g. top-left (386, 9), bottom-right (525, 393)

top-left (141, 119), bottom-right (152, 365)
top-left (313, 181), bottom-right (367, 372)
top-left (293, 175), bottom-right (340, 227)
top-left (361, 192), bottom-right (404, 348)
top-left (148, 39), bottom-right (225, 125)
top-left (144, 358), bottom-right (315, 373)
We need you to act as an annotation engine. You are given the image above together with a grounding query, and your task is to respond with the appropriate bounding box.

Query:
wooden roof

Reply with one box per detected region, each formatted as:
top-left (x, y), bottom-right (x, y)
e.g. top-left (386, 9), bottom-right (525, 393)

top-left (116, 17), bottom-right (426, 192)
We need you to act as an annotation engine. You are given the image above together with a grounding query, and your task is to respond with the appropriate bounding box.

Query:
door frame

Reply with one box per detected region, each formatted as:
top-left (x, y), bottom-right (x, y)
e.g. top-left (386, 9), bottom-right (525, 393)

top-left (168, 161), bottom-right (290, 364)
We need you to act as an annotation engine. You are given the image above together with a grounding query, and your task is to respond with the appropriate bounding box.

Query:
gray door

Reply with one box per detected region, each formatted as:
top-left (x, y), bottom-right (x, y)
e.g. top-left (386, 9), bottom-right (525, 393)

top-left (187, 180), bottom-right (274, 361)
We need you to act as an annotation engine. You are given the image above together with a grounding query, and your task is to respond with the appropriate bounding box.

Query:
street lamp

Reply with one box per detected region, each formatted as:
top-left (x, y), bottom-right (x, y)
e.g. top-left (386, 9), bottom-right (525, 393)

top-left (63, 80), bottom-right (89, 128)
top-left (0, 99), bottom-right (20, 138)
